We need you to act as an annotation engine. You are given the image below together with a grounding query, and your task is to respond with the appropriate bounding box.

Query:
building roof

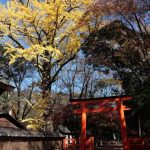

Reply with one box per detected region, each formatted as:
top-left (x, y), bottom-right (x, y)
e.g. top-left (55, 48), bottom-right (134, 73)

top-left (0, 112), bottom-right (65, 141)
top-left (0, 81), bottom-right (15, 95)
top-left (0, 112), bottom-right (25, 129)
top-left (0, 127), bottom-right (65, 141)
top-left (58, 125), bottom-right (77, 135)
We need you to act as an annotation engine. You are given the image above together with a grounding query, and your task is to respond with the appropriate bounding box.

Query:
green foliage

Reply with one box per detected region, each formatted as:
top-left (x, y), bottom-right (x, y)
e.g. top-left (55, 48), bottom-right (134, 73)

top-left (83, 20), bottom-right (149, 94)
top-left (132, 80), bottom-right (150, 119)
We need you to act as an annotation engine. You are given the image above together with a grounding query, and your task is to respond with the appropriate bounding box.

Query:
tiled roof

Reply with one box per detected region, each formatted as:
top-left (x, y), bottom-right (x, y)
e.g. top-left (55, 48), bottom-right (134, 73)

top-left (0, 127), bottom-right (65, 141)
top-left (0, 112), bottom-right (65, 141)
top-left (0, 112), bottom-right (25, 129)
top-left (0, 81), bottom-right (15, 95)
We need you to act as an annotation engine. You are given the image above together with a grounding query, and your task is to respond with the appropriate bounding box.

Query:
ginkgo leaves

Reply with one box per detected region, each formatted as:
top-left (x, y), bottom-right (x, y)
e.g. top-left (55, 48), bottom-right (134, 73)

top-left (5, 44), bottom-right (63, 65)
top-left (22, 94), bottom-right (50, 130)
top-left (0, 0), bottom-right (92, 67)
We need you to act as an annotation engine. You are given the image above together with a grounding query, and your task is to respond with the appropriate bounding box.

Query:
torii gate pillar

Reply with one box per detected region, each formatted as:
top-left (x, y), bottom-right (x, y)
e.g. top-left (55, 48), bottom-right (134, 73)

top-left (118, 99), bottom-right (129, 150)
top-left (80, 103), bottom-right (86, 150)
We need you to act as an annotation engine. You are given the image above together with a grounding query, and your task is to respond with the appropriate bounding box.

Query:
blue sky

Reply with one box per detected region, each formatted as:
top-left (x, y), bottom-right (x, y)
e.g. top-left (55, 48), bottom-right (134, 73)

top-left (0, 0), bottom-right (8, 4)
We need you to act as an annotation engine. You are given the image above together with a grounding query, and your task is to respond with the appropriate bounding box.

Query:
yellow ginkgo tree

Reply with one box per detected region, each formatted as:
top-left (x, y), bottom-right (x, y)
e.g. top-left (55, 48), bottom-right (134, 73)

top-left (0, 0), bottom-right (103, 129)
top-left (21, 93), bottom-right (50, 130)
top-left (0, 0), bottom-right (95, 93)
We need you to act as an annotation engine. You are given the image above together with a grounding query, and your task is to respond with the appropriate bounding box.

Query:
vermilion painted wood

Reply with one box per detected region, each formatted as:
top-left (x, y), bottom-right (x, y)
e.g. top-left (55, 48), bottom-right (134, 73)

top-left (118, 99), bottom-right (129, 150)
top-left (73, 107), bottom-right (117, 114)
top-left (69, 96), bottom-right (132, 150)
top-left (63, 137), bottom-right (94, 150)
top-left (70, 96), bottom-right (132, 105)
top-left (81, 103), bottom-right (87, 150)
top-left (73, 105), bottom-right (130, 114)
top-left (128, 138), bottom-right (150, 150)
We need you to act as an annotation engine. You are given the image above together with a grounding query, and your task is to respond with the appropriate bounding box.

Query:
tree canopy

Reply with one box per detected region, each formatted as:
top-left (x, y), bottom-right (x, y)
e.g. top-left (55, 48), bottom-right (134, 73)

top-left (0, 0), bottom-right (96, 94)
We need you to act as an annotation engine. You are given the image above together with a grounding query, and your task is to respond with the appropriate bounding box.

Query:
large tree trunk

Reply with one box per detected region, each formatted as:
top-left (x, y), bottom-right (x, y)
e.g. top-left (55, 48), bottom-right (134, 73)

top-left (40, 62), bottom-right (54, 131)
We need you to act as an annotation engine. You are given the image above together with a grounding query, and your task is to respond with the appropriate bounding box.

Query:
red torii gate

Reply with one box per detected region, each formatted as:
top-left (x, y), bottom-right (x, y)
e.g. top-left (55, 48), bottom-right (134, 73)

top-left (69, 95), bottom-right (132, 150)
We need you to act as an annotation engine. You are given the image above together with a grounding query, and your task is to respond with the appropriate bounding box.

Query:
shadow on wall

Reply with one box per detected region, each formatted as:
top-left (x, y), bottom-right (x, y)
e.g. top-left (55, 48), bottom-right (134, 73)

top-left (43, 141), bottom-right (63, 150)
top-left (28, 142), bottom-right (43, 150)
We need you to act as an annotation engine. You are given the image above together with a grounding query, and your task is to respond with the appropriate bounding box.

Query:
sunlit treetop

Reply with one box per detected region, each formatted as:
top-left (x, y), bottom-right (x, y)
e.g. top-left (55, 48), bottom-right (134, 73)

top-left (0, 0), bottom-right (94, 67)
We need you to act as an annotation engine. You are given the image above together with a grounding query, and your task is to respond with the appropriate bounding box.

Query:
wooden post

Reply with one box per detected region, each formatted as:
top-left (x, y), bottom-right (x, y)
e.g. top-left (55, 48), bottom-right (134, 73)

top-left (118, 99), bottom-right (129, 150)
top-left (90, 137), bottom-right (94, 150)
top-left (63, 138), bottom-right (66, 150)
top-left (70, 96), bottom-right (132, 150)
top-left (80, 103), bottom-right (87, 150)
